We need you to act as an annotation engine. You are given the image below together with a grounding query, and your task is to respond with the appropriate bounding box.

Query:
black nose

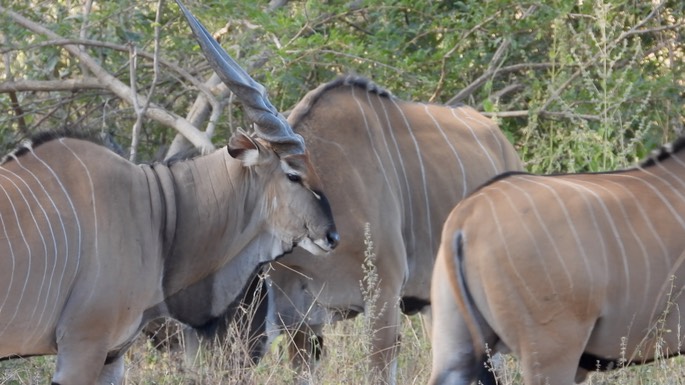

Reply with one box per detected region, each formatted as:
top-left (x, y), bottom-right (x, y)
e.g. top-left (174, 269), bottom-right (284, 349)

top-left (326, 230), bottom-right (340, 249)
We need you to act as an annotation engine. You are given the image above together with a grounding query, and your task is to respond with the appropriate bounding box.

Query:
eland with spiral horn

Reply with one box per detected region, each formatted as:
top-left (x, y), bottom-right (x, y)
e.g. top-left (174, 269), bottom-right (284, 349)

top-left (0, 2), bottom-right (338, 384)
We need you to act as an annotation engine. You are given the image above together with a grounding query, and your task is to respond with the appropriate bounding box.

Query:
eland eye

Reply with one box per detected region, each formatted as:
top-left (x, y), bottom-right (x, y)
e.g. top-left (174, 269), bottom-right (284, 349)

top-left (287, 173), bottom-right (302, 183)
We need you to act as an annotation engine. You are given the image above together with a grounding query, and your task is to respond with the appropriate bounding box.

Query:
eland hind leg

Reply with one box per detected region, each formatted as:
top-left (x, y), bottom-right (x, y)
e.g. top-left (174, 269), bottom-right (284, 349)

top-left (513, 315), bottom-right (596, 385)
top-left (428, 261), bottom-right (497, 385)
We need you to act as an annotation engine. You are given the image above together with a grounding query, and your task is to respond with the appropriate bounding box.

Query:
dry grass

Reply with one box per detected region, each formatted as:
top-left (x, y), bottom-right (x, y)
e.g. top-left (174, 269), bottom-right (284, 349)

top-left (0, 315), bottom-right (431, 384)
top-left (5, 320), bottom-right (685, 384)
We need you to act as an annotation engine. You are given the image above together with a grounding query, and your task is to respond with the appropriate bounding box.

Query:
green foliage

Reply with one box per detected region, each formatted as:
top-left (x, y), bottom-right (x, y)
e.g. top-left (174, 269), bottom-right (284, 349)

top-left (245, 0), bottom-right (682, 173)
top-left (2, 0), bottom-right (683, 169)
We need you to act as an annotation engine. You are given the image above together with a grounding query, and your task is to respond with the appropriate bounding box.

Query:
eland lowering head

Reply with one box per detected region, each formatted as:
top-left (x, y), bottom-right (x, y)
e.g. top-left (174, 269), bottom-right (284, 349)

top-left (0, 2), bottom-right (337, 385)
top-left (177, 75), bottom-right (524, 384)
top-left (429, 137), bottom-right (685, 385)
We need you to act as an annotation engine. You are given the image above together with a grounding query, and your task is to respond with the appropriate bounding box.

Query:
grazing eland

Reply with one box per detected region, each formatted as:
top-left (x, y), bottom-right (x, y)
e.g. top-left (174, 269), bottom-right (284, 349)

top-left (180, 75), bottom-right (523, 384)
top-left (0, 2), bottom-right (338, 385)
top-left (429, 137), bottom-right (685, 385)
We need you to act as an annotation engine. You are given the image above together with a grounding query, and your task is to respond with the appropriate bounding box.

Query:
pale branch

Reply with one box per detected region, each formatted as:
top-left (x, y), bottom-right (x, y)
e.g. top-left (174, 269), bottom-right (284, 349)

top-left (2, 32), bottom-right (27, 134)
top-left (129, 0), bottom-right (163, 163)
top-left (1, 6), bottom-right (215, 153)
top-left (475, 83), bottom-right (524, 110)
top-left (129, 44), bottom-right (142, 162)
top-left (1, 9), bottom-right (230, 155)
top-left (446, 63), bottom-right (554, 106)
top-left (444, 5), bottom-right (538, 106)
top-left (1, 37), bottom-right (218, 105)
top-left (78, 0), bottom-right (94, 75)
top-left (430, 12), bottom-right (500, 103)
top-left (0, 78), bottom-right (105, 92)
top-left (625, 21), bottom-right (684, 37)
top-left (165, 74), bottom-right (230, 159)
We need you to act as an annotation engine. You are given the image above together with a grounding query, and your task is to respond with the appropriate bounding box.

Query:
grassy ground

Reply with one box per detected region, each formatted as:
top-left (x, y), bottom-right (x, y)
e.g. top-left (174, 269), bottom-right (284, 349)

top-left (0, 315), bottom-right (431, 385)
top-left (4, 316), bottom-right (685, 385)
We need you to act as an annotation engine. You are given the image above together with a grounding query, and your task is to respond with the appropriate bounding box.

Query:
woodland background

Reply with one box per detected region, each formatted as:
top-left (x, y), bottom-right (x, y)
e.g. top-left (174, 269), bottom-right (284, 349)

top-left (0, 1), bottom-right (684, 384)
top-left (1, 0), bottom-right (682, 172)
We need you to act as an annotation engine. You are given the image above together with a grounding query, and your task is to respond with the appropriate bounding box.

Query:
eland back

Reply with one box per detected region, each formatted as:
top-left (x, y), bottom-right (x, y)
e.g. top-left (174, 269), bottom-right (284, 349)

top-left (429, 137), bottom-right (685, 385)
top-left (0, 2), bottom-right (338, 384)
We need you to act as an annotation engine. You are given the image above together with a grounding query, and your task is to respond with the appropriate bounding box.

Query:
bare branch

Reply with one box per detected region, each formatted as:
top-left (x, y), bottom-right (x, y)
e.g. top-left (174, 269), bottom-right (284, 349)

top-left (2, 32), bottom-right (27, 134)
top-left (475, 83), bottom-right (524, 110)
top-left (1, 38), bottom-right (218, 106)
top-left (129, 0), bottom-right (163, 163)
top-left (165, 74), bottom-right (230, 159)
top-left (0, 79), bottom-right (105, 92)
top-left (78, 0), bottom-right (94, 75)
top-left (446, 63), bottom-right (554, 106)
top-left (444, 5), bottom-right (540, 105)
top-left (430, 12), bottom-right (500, 103)
top-left (1, 5), bottom-right (215, 153)
top-left (129, 44), bottom-right (142, 162)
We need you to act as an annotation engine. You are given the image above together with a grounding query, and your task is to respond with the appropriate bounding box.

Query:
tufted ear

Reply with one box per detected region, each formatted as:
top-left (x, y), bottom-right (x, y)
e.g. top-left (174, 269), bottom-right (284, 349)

top-left (228, 130), bottom-right (264, 167)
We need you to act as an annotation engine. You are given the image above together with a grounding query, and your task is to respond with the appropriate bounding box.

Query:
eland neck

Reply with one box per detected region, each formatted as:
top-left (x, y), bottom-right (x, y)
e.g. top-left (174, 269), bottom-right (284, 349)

top-left (160, 148), bottom-right (274, 296)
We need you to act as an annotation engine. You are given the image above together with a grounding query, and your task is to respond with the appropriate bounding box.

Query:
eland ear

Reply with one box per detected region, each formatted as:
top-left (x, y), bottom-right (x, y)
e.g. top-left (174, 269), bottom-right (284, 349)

top-left (228, 131), bottom-right (263, 166)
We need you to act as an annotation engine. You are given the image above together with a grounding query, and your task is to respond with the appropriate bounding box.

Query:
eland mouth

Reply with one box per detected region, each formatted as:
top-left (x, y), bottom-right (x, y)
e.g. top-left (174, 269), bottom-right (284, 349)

top-left (298, 229), bottom-right (339, 255)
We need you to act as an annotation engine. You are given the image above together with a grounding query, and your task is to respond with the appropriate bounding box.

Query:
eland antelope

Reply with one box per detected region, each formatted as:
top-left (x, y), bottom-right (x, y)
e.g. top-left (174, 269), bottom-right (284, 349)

top-left (0, 3), bottom-right (338, 385)
top-left (429, 137), bottom-right (685, 385)
top-left (184, 76), bottom-right (523, 384)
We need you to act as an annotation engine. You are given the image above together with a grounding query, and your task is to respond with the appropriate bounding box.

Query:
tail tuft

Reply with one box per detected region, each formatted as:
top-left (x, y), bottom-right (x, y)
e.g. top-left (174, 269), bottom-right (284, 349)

top-left (451, 231), bottom-right (486, 360)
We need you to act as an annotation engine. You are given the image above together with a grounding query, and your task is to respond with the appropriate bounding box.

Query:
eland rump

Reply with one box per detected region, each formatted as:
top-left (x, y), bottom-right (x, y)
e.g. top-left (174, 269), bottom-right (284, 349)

top-left (191, 75), bottom-right (523, 384)
top-left (0, 2), bottom-right (337, 385)
top-left (429, 137), bottom-right (685, 385)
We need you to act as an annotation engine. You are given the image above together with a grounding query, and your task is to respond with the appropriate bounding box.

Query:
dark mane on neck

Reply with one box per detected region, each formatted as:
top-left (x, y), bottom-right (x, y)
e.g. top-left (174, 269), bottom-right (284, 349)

top-left (640, 136), bottom-right (685, 168)
top-left (1, 132), bottom-right (65, 164)
top-left (287, 75), bottom-right (394, 127)
top-left (0, 130), bottom-right (109, 165)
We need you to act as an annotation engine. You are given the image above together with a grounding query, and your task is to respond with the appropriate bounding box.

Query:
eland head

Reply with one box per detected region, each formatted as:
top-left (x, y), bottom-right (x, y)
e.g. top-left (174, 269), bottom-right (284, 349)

top-left (225, 131), bottom-right (338, 256)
